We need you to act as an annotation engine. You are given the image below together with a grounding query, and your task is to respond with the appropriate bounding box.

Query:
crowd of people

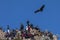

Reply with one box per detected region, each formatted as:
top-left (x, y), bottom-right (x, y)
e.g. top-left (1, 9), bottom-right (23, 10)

top-left (0, 21), bottom-right (58, 40)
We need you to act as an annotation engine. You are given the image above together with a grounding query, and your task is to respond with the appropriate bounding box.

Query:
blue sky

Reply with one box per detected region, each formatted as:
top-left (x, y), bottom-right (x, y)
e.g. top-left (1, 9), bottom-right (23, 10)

top-left (0, 0), bottom-right (60, 39)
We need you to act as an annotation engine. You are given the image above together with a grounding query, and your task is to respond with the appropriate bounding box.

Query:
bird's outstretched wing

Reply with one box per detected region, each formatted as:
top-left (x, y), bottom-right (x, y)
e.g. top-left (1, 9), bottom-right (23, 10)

top-left (34, 9), bottom-right (40, 13)
top-left (34, 4), bottom-right (45, 13)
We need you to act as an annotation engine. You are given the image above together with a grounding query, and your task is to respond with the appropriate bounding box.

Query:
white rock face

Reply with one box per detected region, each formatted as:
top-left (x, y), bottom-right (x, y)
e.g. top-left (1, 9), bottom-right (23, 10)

top-left (53, 35), bottom-right (58, 40)
top-left (0, 30), bottom-right (5, 39)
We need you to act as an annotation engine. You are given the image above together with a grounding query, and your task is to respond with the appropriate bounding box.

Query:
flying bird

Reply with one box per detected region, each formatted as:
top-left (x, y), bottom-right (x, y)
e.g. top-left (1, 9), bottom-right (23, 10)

top-left (34, 4), bottom-right (45, 13)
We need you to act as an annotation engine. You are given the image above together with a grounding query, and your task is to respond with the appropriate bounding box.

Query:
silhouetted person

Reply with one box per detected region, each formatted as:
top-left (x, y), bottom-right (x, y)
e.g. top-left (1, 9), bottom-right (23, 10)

top-left (7, 25), bottom-right (10, 34)
top-left (26, 20), bottom-right (31, 33)
top-left (34, 4), bottom-right (45, 13)
top-left (26, 20), bottom-right (30, 26)
top-left (7, 25), bottom-right (10, 29)
top-left (20, 23), bottom-right (24, 35)
top-left (20, 24), bottom-right (24, 30)
top-left (6, 25), bottom-right (11, 40)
